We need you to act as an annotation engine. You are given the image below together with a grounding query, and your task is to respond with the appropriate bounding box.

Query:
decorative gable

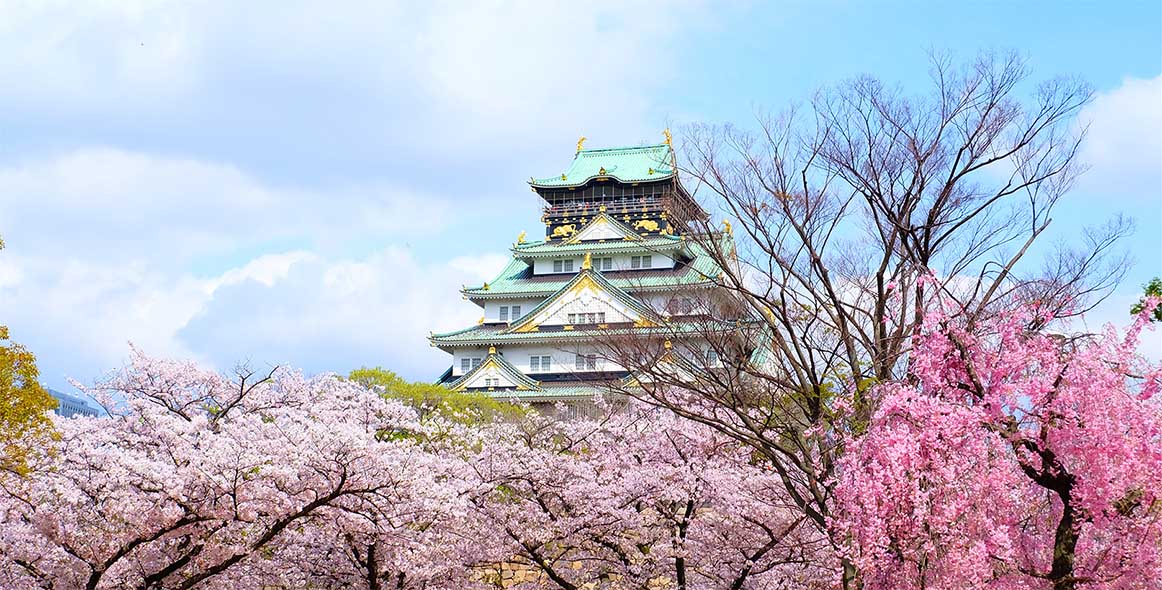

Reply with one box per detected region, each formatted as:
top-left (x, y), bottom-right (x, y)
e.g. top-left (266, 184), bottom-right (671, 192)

top-left (507, 268), bottom-right (660, 333)
top-left (565, 211), bottom-right (642, 243)
top-left (449, 347), bottom-right (540, 392)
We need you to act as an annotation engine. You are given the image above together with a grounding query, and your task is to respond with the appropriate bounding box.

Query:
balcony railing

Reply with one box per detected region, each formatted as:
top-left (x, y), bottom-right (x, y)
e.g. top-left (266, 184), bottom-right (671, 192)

top-left (543, 196), bottom-right (667, 218)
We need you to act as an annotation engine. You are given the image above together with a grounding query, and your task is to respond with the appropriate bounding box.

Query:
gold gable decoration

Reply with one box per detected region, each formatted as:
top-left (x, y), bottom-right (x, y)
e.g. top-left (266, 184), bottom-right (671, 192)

top-left (582, 252), bottom-right (593, 270)
top-left (576, 136), bottom-right (587, 152)
top-left (551, 224), bottom-right (578, 239)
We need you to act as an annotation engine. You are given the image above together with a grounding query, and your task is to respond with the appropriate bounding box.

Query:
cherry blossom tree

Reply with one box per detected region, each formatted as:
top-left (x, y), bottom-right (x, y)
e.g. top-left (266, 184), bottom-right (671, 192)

top-left (834, 299), bottom-right (1162, 589)
top-left (466, 404), bottom-right (834, 589)
top-left (0, 350), bottom-right (471, 590)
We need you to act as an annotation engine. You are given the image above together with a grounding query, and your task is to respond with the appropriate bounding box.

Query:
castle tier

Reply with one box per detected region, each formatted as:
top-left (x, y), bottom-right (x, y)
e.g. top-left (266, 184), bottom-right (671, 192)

top-left (430, 138), bottom-right (735, 412)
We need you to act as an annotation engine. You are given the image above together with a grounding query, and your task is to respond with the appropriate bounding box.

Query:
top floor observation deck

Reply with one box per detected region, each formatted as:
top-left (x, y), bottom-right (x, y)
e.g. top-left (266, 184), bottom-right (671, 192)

top-left (530, 139), bottom-right (707, 235)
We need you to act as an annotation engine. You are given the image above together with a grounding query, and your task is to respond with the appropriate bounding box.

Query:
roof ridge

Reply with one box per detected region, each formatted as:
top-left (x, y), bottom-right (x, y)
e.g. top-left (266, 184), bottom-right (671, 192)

top-left (578, 143), bottom-right (670, 154)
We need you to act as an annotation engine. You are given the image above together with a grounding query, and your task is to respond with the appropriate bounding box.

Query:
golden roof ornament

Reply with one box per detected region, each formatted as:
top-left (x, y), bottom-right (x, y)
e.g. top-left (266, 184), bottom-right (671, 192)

top-left (663, 128), bottom-right (672, 146)
top-left (599, 205), bottom-right (607, 212)
top-left (488, 346), bottom-right (496, 354)
top-left (477, 316), bottom-right (484, 325)
top-left (664, 339), bottom-right (672, 350)
top-left (598, 167), bottom-right (606, 175)
top-left (648, 167), bottom-right (655, 175)
top-left (516, 230), bottom-right (527, 244)
top-left (576, 136), bottom-right (587, 152)
top-left (482, 282), bottom-right (490, 290)
top-left (582, 252), bottom-right (592, 270)
top-left (723, 219), bottom-right (733, 236)
top-left (561, 174), bottom-right (567, 181)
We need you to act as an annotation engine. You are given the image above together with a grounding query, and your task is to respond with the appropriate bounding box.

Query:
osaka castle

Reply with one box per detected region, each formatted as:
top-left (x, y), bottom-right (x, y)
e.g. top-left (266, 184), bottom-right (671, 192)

top-left (430, 135), bottom-right (733, 411)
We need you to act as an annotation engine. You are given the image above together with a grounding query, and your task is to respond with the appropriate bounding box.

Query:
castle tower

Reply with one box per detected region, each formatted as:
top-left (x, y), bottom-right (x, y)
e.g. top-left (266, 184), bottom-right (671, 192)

top-left (430, 136), bottom-right (733, 414)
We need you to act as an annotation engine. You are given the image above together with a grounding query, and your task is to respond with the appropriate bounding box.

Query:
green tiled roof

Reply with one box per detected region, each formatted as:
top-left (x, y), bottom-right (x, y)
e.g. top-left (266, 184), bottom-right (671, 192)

top-left (465, 238), bottom-right (730, 301)
top-left (513, 235), bottom-right (686, 259)
top-left (476, 381), bottom-right (637, 401)
top-left (485, 383), bottom-right (604, 400)
top-left (530, 144), bottom-right (675, 188)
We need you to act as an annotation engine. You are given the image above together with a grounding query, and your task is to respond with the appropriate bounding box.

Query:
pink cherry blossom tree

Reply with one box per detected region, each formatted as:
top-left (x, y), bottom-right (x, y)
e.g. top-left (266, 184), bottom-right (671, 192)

top-left (835, 300), bottom-right (1162, 589)
top-left (466, 404), bottom-right (835, 589)
top-left (0, 350), bottom-right (471, 590)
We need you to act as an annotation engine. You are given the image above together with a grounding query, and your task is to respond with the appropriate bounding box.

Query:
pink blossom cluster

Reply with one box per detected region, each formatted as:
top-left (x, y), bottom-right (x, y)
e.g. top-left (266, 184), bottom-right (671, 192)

top-left (835, 301), bottom-right (1162, 589)
top-left (464, 405), bottom-right (837, 588)
top-left (0, 302), bottom-right (1158, 589)
top-left (0, 351), bottom-right (476, 590)
top-left (0, 352), bottom-right (833, 589)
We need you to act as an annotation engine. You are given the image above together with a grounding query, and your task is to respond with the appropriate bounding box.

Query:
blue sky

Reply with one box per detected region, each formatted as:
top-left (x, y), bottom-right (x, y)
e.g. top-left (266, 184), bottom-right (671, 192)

top-left (0, 1), bottom-right (1158, 390)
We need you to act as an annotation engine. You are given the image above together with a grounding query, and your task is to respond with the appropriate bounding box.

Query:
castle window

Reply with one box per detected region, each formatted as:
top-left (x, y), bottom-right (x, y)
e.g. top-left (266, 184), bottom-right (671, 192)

top-left (512, 305), bottom-right (522, 319)
top-left (632, 255), bottom-right (652, 269)
top-left (553, 260), bottom-right (562, 272)
top-left (462, 357), bottom-right (482, 373)
top-left (567, 313), bottom-right (576, 324)
top-left (499, 306), bottom-right (509, 322)
top-left (599, 257), bottom-right (613, 270)
top-left (575, 354), bottom-right (598, 370)
top-left (563, 259), bottom-right (574, 272)
top-left (706, 349), bottom-right (719, 366)
top-left (530, 355), bottom-right (551, 372)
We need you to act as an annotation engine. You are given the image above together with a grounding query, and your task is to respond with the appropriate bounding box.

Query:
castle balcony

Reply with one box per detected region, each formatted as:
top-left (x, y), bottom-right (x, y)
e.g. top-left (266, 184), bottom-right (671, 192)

top-left (543, 196), bottom-right (667, 219)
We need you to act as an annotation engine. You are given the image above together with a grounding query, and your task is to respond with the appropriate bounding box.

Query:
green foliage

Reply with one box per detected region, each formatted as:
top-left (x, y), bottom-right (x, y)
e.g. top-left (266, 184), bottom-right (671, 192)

top-left (347, 367), bottom-right (525, 424)
top-left (1130, 277), bottom-right (1162, 322)
top-left (0, 239), bottom-right (58, 476)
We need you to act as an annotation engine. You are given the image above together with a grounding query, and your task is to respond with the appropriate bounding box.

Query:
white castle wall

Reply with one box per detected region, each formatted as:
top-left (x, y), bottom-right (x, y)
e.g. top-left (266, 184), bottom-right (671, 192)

top-left (450, 338), bottom-right (719, 378)
top-left (530, 252), bottom-right (677, 275)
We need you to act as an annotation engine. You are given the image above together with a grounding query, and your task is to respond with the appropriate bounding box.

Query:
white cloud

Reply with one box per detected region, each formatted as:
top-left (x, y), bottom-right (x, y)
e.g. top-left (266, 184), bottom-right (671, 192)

top-left (211, 252), bottom-right (320, 291)
top-left (1077, 75), bottom-right (1162, 197)
top-left (2, 242), bottom-right (505, 386)
top-left (177, 247), bottom-right (508, 377)
top-left (0, 147), bottom-right (501, 386)
top-left (0, 1), bottom-right (718, 388)
top-left (0, 147), bottom-right (448, 266)
top-left (0, 0), bottom-right (712, 175)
